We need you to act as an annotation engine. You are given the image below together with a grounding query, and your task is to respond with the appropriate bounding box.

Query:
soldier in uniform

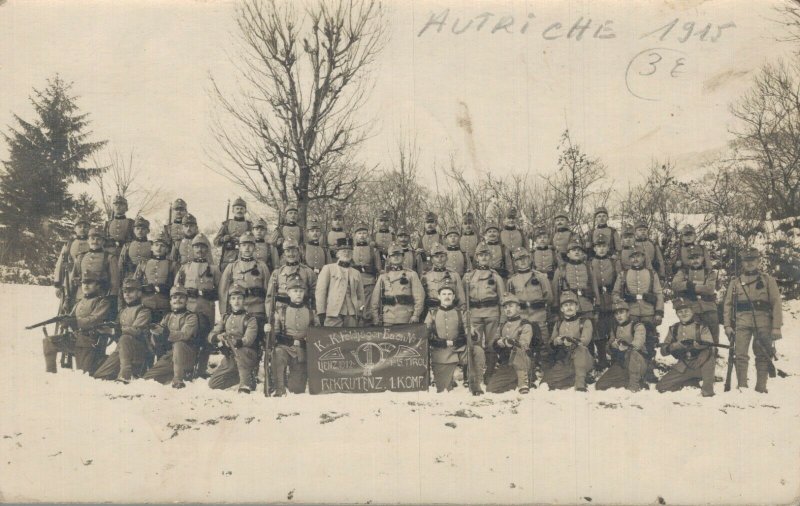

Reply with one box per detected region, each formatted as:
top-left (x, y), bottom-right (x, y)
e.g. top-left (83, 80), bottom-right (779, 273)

top-left (265, 238), bottom-right (317, 325)
top-left (483, 224), bottom-right (513, 279)
top-left (672, 245), bottom-right (719, 343)
top-left (93, 277), bottom-right (152, 383)
top-left (443, 226), bottom-right (470, 276)
top-left (395, 228), bottom-right (419, 272)
top-left (252, 218), bottom-right (273, 269)
top-left (657, 297), bottom-right (716, 397)
top-left (633, 220), bottom-right (666, 279)
top-left (586, 206), bottom-right (620, 257)
top-left (417, 211), bottom-right (442, 274)
top-left (214, 196), bottom-right (253, 273)
top-left (370, 243), bottom-right (425, 326)
top-left (143, 285), bottom-right (199, 388)
top-left (463, 242), bottom-right (506, 385)
top-left (326, 210), bottom-right (347, 260)
top-left (590, 235), bottom-right (619, 369)
top-left (208, 283), bottom-right (260, 393)
top-left (421, 244), bottom-right (466, 317)
top-left (425, 280), bottom-right (485, 394)
top-left (500, 208), bottom-right (526, 252)
top-left (266, 275), bottom-right (318, 395)
top-left (670, 224), bottom-right (713, 275)
top-left (613, 247), bottom-right (664, 326)
top-left (487, 294), bottom-right (537, 394)
top-left (315, 236), bottom-right (365, 327)
top-left (551, 212), bottom-right (579, 264)
top-left (54, 214), bottom-right (91, 310)
top-left (135, 231), bottom-right (177, 324)
top-left (119, 216), bottom-right (152, 280)
top-left (164, 198), bottom-right (188, 246)
top-left (618, 224), bottom-right (637, 271)
top-left (723, 247), bottom-right (783, 393)
top-left (459, 212), bottom-right (479, 263)
top-left (71, 226), bottom-right (120, 310)
top-left (271, 205), bottom-right (304, 264)
top-left (542, 291), bottom-right (594, 391)
top-left (352, 222), bottom-right (381, 307)
top-left (171, 213), bottom-right (211, 266)
top-left (303, 219), bottom-right (329, 274)
top-left (104, 195), bottom-right (135, 257)
top-left (373, 209), bottom-right (395, 264)
top-left (176, 233), bottom-right (221, 378)
top-left (595, 300), bottom-right (647, 392)
top-left (553, 240), bottom-right (599, 320)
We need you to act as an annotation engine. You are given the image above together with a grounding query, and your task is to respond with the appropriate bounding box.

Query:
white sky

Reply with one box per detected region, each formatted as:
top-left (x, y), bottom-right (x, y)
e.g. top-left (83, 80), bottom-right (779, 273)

top-left (0, 0), bottom-right (792, 228)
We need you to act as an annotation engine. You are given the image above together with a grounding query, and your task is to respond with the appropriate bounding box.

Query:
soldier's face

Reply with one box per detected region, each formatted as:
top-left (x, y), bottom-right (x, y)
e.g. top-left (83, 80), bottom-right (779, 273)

top-left (355, 230), bottom-right (368, 242)
top-left (446, 234), bottom-right (459, 246)
top-left (285, 210), bottom-right (297, 223)
top-left (623, 235), bottom-right (634, 245)
top-left (676, 307), bottom-right (694, 323)
top-left (476, 252), bottom-right (490, 266)
top-left (123, 289), bottom-right (141, 305)
top-left (567, 248), bottom-right (584, 261)
top-left (742, 258), bottom-right (760, 272)
top-left (336, 249), bottom-right (353, 262)
top-left (503, 303), bottom-right (520, 318)
top-left (82, 281), bottom-right (100, 296)
top-left (174, 208), bottom-right (186, 219)
top-left (594, 245), bottom-right (609, 257)
top-left (504, 217), bottom-right (515, 227)
top-left (432, 253), bottom-right (446, 267)
top-left (485, 229), bottom-right (499, 242)
top-left (308, 228), bottom-right (321, 240)
top-left (240, 242), bottom-right (255, 257)
top-left (134, 225), bottom-right (147, 239)
top-left (398, 235), bottom-right (410, 245)
top-left (561, 302), bottom-right (578, 317)
top-left (682, 232), bottom-right (695, 244)
top-left (513, 256), bottom-right (531, 270)
top-left (75, 223), bottom-right (89, 237)
top-left (535, 236), bottom-right (548, 247)
top-left (170, 294), bottom-right (187, 311)
top-left (462, 223), bottom-right (473, 233)
top-left (425, 221), bottom-right (436, 231)
top-left (253, 227), bottom-right (266, 239)
top-left (152, 242), bottom-right (168, 256)
top-left (596, 213), bottom-right (608, 225)
top-left (555, 217), bottom-right (567, 228)
top-left (613, 309), bottom-right (629, 324)
top-left (233, 205), bottom-right (246, 218)
top-left (439, 290), bottom-right (455, 306)
top-left (378, 219), bottom-right (388, 229)
top-left (288, 288), bottom-right (305, 304)
top-left (193, 244), bottom-right (208, 258)
top-left (229, 294), bottom-right (245, 311)
top-left (89, 235), bottom-right (104, 249)
top-left (635, 228), bottom-right (648, 239)
top-left (113, 202), bottom-right (127, 215)
top-left (388, 252), bottom-right (403, 265)
top-left (332, 219), bottom-right (342, 229)
top-left (284, 247), bottom-right (299, 262)
top-left (631, 254), bottom-right (644, 267)
top-left (689, 256), bottom-right (703, 268)
top-left (183, 224), bottom-right (198, 236)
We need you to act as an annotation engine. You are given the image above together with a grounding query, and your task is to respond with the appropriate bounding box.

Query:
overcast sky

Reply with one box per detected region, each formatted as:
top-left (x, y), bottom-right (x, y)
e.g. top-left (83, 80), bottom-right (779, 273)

top-left (0, 0), bottom-right (792, 228)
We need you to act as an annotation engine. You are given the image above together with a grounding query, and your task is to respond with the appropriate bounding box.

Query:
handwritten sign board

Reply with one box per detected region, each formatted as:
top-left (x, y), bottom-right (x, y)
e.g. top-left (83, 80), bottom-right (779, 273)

top-left (306, 324), bottom-right (430, 395)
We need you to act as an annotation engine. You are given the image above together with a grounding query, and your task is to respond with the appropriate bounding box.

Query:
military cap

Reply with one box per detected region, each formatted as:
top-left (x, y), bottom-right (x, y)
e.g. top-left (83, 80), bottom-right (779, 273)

top-left (462, 212), bottom-right (475, 224)
top-left (740, 247), bottom-right (760, 260)
top-left (445, 226), bottom-right (460, 237)
top-left (133, 216), bottom-right (150, 229)
top-left (286, 274), bottom-right (306, 291)
top-left (533, 226), bottom-right (548, 238)
top-left (396, 228), bottom-right (410, 237)
top-left (593, 235), bottom-right (609, 246)
top-left (253, 217), bottom-right (267, 229)
top-left (182, 213), bottom-right (197, 226)
top-left (113, 195), bottom-right (127, 205)
top-left (430, 244), bottom-right (447, 256)
top-left (192, 233), bottom-right (211, 248)
top-left (501, 293), bottom-right (520, 306)
top-left (74, 215), bottom-right (90, 226)
top-left (554, 211), bottom-right (569, 220)
top-left (512, 246), bottom-right (531, 259)
top-left (560, 291), bottom-right (579, 305)
top-left (622, 224), bottom-right (635, 236)
top-left (687, 245), bottom-right (704, 258)
top-left (635, 220), bottom-right (649, 229)
top-left (284, 204), bottom-right (298, 213)
top-left (307, 219), bottom-right (321, 230)
top-left (282, 237), bottom-right (299, 250)
top-left (425, 212), bottom-right (437, 223)
top-left (153, 231), bottom-right (170, 244)
top-left (172, 198), bottom-right (187, 210)
top-left (387, 243), bottom-right (404, 256)
top-left (612, 299), bottom-right (629, 312)
top-left (567, 239), bottom-right (584, 251)
top-left (333, 210), bottom-right (344, 220)
top-left (88, 226), bottom-right (105, 238)
top-left (438, 279), bottom-right (457, 294)
top-left (474, 243), bottom-right (491, 256)
top-left (484, 223), bottom-right (500, 233)
top-left (239, 231), bottom-right (256, 244)
top-left (672, 296), bottom-right (692, 311)
top-left (506, 208), bottom-right (518, 219)
top-left (681, 224), bottom-right (695, 234)
top-left (594, 206), bottom-right (609, 216)
top-left (335, 236), bottom-right (354, 250)
top-left (81, 272), bottom-right (102, 284)
top-left (379, 210), bottom-right (391, 221)
top-left (121, 276), bottom-right (142, 291)
top-left (354, 221), bottom-right (369, 233)
top-left (170, 285), bottom-right (189, 297)
top-left (231, 197), bottom-right (247, 208)
top-left (227, 283), bottom-right (246, 297)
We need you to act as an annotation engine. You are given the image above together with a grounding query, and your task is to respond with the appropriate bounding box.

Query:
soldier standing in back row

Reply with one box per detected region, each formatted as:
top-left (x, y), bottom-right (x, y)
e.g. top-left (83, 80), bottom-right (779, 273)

top-left (315, 236), bottom-right (365, 327)
top-left (459, 212), bottom-right (479, 263)
top-left (500, 208), bottom-right (526, 252)
top-left (633, 220), bottom-right (666, 279)
top-left (395, 228), bottom-right (419, 272)
top-left (119, 216), bottom-right (152, 280)
top-left (618, 224), bottom-right (637, 271)
top-left (71, 227), bottom-right (120, 310)
top-left (590, 235), bottom-right (619, 369)
top-left (54, 214), bottom-right (91, 309)
top-left (326, 210), bottom-right (347, 260)
top-left (417, 212), bottom-right (443, 274)
top-left (370, 243), bottom-right (425, 326)
top-left (443, 226), bottom-right (470, 276)
top-left (104, 195), bottom-right (135, 257)
top-left (483, 224), bottom-right (513, 279)
top-left (265, 238), bottom-right (317, 322)
top-left (171, 213), bottom-right (214, 267)
top-left (723, 247), bottom-right (782, 393)
top-left (251, 218), bottom-right (273, 270)
top-left (215, 197), bottom-right (253, 273)
top-left (164, 198), bottom-right (188, 246)
top-left (352, 222), bottom-right (381, 307)
top-left (613, 247), bottom-right (664, 327)
top-left (551, 212), bottom-right (579, 264)
top-left (586, 206), bottom-right (620, 257)
top-left (219, 232), bottom-right (270, 335)
top-left (670, 224), bottom-right (713, 275)
top-left (553, 240), bottom-right (599, 321)
top-left (271, 205), bottom-right (303, 265)
top-left (671, 245), bottom-right (719, 343)
top-left (373, 210), bottom-right (395, 265)
top-left (303, 219), bottom-right (329, 274)
top-left (135, 231), bottom-right (177, 324)
top-left (421, 244), bottom-right (466, 316)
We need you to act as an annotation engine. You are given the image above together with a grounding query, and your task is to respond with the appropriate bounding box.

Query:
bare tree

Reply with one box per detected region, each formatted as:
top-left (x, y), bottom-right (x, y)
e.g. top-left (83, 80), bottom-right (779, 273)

top-left (773, 0), bottom-right (800, 47)
top-left (93, 150), bottom-right (166, 220)
top-left (209, 0), bottom-right (387, 228)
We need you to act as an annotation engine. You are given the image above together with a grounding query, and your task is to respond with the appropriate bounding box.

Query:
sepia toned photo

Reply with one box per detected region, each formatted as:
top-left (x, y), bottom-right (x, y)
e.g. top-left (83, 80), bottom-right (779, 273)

top-left (0, 0), bottom-right (798, 504)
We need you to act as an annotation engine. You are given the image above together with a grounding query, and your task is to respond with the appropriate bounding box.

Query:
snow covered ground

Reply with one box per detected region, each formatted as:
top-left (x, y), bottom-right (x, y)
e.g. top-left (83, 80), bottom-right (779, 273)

top-left (1, 283), bottom-right (798, 504)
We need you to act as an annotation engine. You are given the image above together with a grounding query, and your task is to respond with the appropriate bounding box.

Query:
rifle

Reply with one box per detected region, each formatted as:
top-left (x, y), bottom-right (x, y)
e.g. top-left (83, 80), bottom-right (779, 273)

top-left (725, 252), bottom-right (738, 392)
top-left (263, 280), bottom-right (278, 397)
top-left (219, 199), bottom-right (230, 272)
top-left (167, 202), bottom-right (173, 244)
top-left (56, 255), bottom-right (76, 368)
top-left (463, 281), bottom-right (483, 395)
top-left (26, 314), bottom-right (76, 330)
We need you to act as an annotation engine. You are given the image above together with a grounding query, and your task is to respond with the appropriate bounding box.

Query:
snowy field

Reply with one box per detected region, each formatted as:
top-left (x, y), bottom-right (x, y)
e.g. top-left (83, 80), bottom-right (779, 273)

top-left (1, 283), bottom-right (798, 504)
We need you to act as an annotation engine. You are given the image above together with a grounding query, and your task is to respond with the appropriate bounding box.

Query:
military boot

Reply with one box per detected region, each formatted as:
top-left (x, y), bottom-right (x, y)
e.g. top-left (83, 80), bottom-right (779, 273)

top-left (736, 363), bottom-right (749, 388)
top-left (755, 365), bottom-right (769, 394)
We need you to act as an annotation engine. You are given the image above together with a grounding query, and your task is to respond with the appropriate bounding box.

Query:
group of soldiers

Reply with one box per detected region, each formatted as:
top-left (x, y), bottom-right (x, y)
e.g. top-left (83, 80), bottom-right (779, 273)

top-left (41, 197), bottom-right (784, 397)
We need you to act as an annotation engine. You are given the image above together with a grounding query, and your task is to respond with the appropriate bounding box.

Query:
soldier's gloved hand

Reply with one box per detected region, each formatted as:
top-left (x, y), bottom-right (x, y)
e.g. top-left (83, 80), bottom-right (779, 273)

top-left (654, 315), bottom-right (663, 326)
top-left (234, 338), bottom-right (244, 349)
top-left (725, 326), bottom-right (735, 339)
top-left (617, 340), bottom-right (629, 350)
top-left (409, 315), bottom-right (419, 323)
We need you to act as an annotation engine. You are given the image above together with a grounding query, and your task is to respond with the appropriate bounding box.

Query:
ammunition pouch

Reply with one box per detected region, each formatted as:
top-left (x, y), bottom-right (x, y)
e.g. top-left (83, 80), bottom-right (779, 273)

top-left (624, 292), bottom-right (656, 304)
top-left (354, 265), bottom-right (374, 275)
top-left (276, 334), bottom-right (306, 348)
top-left (186, 288), bottom-right (218, 301)
top-left (141, 283), bottom-right (170, 295)
top-left (429, 336), bottom-right (466, 349)
top-left (244, 287), bottom-right (266, 299)
top-left (735, 301), bottom-right (772, 312)
top-left (424, 298), bottom-right (440, 309)
top-left (382, 294), bottom-right (415, 306)
top-left (519, 300), bottom-right (547, 310)
top-left (469, 297), bottom-right (499, 309)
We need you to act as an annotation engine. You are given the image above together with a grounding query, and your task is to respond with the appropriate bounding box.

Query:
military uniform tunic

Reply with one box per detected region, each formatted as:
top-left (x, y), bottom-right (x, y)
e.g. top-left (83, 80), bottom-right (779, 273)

top-left (219, 258), bottom-right (270, 317)
top-left (370, 267), bottom-right (425, 325)
top-left (119, 238), bottom-right (152, 279)
top-left (543, 316), bottom-right (594, 390)
top-left (136, 256), bottom-right (176, 318)
top-left (444, 245), bottom-right (470, 276)
top-left (425, 305), bottom-right (486, 393)
top-left (93, 302), bottom-right (152, 381)
top-left (271, 302), bottom-right (316, 394)
top-left (421, 268), bottom-right (466, 311)
top-left (595, 320), bottom-right (647, 391)
top-left (105, 215), bottom-right (135, 256)
top-left (303, 241), bottom-right (329, 274)
top-left (553, 260), bottom-right (599, 317)
top-left (487, 316), bottom-right (535, 393)
top-left (208, 310), bottom-right (260, 392)
top-left (505, 269), bottom-right (552, 328)
top-left (214, 217), bottom-right (253, 272)
top-left (143, 309), bottom-right (199, 384)
top-left (613, 267), bottom-right (664, 321)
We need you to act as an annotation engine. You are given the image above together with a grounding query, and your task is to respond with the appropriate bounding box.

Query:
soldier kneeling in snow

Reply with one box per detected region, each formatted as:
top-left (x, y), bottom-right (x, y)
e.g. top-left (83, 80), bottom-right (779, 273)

top-left (656, 297), bottom-right (716, 397)
top-left (487, 294), bottom-right (538, 394)
top-left (208, 283), bottom-right (259, 394)
top-left (595, 299), bottom-right (647, 392)
top-left (143, 286), bottom-right (198, 389)
top-left (266, 275), bottom-right (317, 396)
top-left (542, 291), bottom-right (594, 391)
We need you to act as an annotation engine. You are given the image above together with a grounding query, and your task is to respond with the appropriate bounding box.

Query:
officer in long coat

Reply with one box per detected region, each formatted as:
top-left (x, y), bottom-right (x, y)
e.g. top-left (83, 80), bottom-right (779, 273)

top-left (315, 236), bottom-right (365, 328)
